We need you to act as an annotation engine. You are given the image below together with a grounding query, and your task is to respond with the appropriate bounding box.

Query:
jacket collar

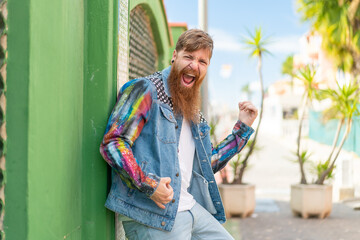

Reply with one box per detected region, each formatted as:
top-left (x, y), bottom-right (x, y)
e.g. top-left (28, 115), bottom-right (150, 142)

top-left (161, 66), bottom-right (172, 97)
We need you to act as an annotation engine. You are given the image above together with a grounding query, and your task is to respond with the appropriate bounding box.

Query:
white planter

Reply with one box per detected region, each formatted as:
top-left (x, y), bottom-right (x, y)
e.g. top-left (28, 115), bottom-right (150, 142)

top-left (290, 184), bottom-right (332, 219)
top-left (219, 184), bottom-right (255, 218)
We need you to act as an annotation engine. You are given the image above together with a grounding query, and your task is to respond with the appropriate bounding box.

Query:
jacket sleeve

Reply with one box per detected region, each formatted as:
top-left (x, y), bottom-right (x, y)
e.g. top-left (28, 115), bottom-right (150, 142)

top-left (211, 121), bottom-right (254, 173)
top-left (99, 79), bottom-right (160, 197)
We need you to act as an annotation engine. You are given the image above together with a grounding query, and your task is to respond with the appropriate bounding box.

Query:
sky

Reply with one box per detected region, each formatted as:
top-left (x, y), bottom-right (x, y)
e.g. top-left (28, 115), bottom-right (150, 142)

top-left (163, 0), bottom-right (311, 110)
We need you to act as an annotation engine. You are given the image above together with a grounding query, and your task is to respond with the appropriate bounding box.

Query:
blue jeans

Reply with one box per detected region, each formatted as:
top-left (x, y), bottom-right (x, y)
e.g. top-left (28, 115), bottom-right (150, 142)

top-left (122, 202), bottom-right (234, 240)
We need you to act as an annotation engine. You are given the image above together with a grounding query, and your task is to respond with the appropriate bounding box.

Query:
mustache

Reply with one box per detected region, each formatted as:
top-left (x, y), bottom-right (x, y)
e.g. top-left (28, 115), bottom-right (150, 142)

top-left (181, 66), bottom-right (200, 80)
top-left (168, 64), bottom-right (201, 123)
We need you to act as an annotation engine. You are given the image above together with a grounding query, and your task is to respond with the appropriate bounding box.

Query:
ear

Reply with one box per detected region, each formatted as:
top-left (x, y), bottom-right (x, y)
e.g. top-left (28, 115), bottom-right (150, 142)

top-left (171, 50), bottom-right (177, 62)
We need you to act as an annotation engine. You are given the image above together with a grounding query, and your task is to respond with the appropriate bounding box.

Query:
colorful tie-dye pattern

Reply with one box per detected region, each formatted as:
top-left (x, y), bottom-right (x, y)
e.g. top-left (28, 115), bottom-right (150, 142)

top-left (100, 79), bottom-right (159, 196)
top-left (211, 121), bottom-right (254, 173)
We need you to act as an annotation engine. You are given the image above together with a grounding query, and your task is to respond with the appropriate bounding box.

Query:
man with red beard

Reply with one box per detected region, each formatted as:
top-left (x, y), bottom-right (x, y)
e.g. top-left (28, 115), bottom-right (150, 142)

top-left (100, 29), bottom-right (258, 239)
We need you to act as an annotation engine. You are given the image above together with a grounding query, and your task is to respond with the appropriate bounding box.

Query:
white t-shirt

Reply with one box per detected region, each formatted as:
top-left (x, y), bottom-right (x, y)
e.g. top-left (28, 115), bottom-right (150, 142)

top-left (177, 119), bottom-right (196, 212)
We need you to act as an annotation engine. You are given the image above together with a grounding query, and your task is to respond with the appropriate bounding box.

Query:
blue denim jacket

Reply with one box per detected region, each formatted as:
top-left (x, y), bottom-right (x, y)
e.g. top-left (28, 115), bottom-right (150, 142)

top-left (101, 67), bottom-right (254, 231)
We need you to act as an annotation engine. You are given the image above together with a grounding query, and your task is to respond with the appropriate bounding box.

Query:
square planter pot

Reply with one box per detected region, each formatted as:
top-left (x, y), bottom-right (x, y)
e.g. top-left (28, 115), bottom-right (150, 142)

top-left (290, 184), bottom-right (332, 219)
top-left (219, 183), bottom-right (255, 218)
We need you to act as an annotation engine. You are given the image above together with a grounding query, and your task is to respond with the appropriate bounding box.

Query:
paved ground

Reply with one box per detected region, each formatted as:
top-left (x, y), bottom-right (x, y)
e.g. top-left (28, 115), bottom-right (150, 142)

top-left (221, 130), bottom-right (360, 240)
top-left (242, 132), bottom-right (299, 201)
top-left (224, 199), bottom-right (360, 240)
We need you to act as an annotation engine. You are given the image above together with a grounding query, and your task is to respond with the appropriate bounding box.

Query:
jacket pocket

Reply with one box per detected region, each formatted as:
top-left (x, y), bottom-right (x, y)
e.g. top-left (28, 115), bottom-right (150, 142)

top-left (198, 123), bottom-right (212, 157)
top-left (155, 106), bottom-right (177, 144)
top-left (189, 170), bottom-right (217, 214)
top-left (199, 124), bottom-right (210, 139)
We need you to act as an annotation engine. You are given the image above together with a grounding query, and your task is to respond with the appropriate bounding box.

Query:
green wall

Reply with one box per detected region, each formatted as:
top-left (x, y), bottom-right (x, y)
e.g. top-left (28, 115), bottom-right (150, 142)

top-left (5, 0), bottom-right (30, 239)
top-left (28, 0), bottom-right (84, 238)
top-left (5, 0), bottom-right (117, 239)
top-left (4, 0), bottom-right (171, 240)
top-left (82, 0), bottom-right (118, 239)
top-left (5, 0), bottom-right (175, 239)
top-left (169, 25), bottom-right (188, 61)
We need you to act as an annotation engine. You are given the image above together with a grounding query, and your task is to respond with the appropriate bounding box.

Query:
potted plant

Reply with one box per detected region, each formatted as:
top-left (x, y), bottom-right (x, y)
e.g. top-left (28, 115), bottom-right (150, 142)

top-left (217, 27), bottom-right (269, 218)
top-left (291, 66), bottom-right (360, 219)
top-left (294, 0), bottom-right (360, 218)
top-left (218, 141), bottom-right (258, 218)
top-left (210, 115), bottom-right (256, 218)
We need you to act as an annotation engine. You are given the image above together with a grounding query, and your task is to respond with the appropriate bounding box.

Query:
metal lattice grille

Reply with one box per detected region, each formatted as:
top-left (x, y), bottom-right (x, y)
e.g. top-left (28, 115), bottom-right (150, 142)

top-left (128, 5), bottom-right (157, 80)
top-left (0, 1), bottom-right (6, 239)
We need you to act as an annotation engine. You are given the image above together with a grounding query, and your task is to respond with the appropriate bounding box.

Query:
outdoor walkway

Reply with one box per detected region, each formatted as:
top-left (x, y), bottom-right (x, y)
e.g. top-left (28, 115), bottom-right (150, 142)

top-left (221, 130), bottom-right (360, 240)
top-left (224, 199), bottom-right (360, 240)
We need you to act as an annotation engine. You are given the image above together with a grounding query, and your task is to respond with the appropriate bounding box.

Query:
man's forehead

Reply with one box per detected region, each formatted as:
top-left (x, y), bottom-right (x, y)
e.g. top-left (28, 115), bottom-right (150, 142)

top-left (181, 49), bottom-right (211, 59)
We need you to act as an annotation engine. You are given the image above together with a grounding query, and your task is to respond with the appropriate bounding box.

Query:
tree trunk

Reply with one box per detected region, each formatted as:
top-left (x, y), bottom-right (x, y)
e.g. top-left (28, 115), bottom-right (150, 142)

top-left (233, 170), bottom-right (243, 185)
top-left (316, 118), bottom-right (352, 184)
top-left (220, 169), bottom-right (229, 184)
top-left (325, 119), bottom-right (344, 164)
top-left (297, 94), bottom-right (308, 184)
top-left (329, 118), bottom-right (352, 164)
top-left (235, 56), bottom-right (264, 184)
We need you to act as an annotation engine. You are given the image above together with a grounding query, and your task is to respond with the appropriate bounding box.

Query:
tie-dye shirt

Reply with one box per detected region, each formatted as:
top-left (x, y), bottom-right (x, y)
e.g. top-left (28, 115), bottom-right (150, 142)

top-left (100, 78), bottom-right (254, 196)
top-left (100, 79), bottom-right (158, 196)
top-left (210, 121), bottom-right (253, 173)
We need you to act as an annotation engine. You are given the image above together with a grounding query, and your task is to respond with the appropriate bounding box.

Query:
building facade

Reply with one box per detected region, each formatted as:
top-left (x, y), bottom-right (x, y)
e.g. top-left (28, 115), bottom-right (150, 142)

top-left (4, 0), bottom-right (184, 239)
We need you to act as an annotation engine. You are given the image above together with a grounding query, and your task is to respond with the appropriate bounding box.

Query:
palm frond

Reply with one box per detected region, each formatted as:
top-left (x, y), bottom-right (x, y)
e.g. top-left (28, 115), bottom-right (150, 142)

top-left (242, 27), bottom-right (272, 58)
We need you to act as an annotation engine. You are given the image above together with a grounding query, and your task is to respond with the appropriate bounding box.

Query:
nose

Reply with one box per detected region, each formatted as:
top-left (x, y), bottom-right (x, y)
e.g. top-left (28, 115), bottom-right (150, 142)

top-left (189, 60), bottom-right (200, 72)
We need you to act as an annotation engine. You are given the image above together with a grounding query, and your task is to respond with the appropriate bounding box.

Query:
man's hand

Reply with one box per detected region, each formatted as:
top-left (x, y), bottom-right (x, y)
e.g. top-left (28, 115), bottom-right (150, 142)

top-left (238, 101), bottom-right (258, 127)
top-left (150, 177), bottom-right (174, 209)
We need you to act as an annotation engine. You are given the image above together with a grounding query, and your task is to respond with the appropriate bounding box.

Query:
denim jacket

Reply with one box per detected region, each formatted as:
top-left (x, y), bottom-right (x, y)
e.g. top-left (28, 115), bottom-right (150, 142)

top-left (100, 66), bottom-right (254, 231)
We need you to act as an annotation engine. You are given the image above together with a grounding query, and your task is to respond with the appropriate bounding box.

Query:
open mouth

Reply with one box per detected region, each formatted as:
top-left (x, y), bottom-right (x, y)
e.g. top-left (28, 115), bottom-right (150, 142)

top-left (181, 73), bottom-right (196, 88)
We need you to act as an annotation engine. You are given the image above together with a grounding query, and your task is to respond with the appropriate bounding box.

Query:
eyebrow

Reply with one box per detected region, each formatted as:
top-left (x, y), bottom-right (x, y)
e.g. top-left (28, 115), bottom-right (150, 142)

top-left (183, 51), bottom-right (210, 64)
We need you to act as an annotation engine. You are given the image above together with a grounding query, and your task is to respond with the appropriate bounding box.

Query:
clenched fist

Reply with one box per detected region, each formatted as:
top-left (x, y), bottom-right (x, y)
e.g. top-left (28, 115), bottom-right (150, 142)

top-left (150, 177), bottom-right (174, 209)
top-left (238, 101), bottom-right (258, 127)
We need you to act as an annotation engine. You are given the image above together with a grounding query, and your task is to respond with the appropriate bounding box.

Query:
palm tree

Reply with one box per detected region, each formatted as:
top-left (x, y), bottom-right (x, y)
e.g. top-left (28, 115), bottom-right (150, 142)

top-left (233, 27), bottom-right (271, 184)
top-left (314, 80), bottom-right (360, 184)
top-left (295, 65), bottom-right (318, 184)
top-left (209, 115), bottom-right (229, 184)
top-left (297, 0), bottom-right (360, 77)
top-left (282, 55), bottom-right (295, 91)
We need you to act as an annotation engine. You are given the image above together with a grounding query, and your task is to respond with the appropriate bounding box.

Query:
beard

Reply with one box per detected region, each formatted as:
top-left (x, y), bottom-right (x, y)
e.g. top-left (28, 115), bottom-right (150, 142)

top-left (168, 63), bottom-right (204, 123)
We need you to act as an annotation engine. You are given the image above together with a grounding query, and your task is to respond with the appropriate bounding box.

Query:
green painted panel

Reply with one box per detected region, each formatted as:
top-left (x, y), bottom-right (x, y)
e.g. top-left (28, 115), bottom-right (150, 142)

top-left (130, 0), bottom-right (172, 69)
top-left (169, 25), bottom-right (188, 60)
top-left (81, 0), bottom-right (117, 239)
top-left (27, 0), bottom-right (84, 239)
top-left (4, 0), bottom-right (31, 239)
